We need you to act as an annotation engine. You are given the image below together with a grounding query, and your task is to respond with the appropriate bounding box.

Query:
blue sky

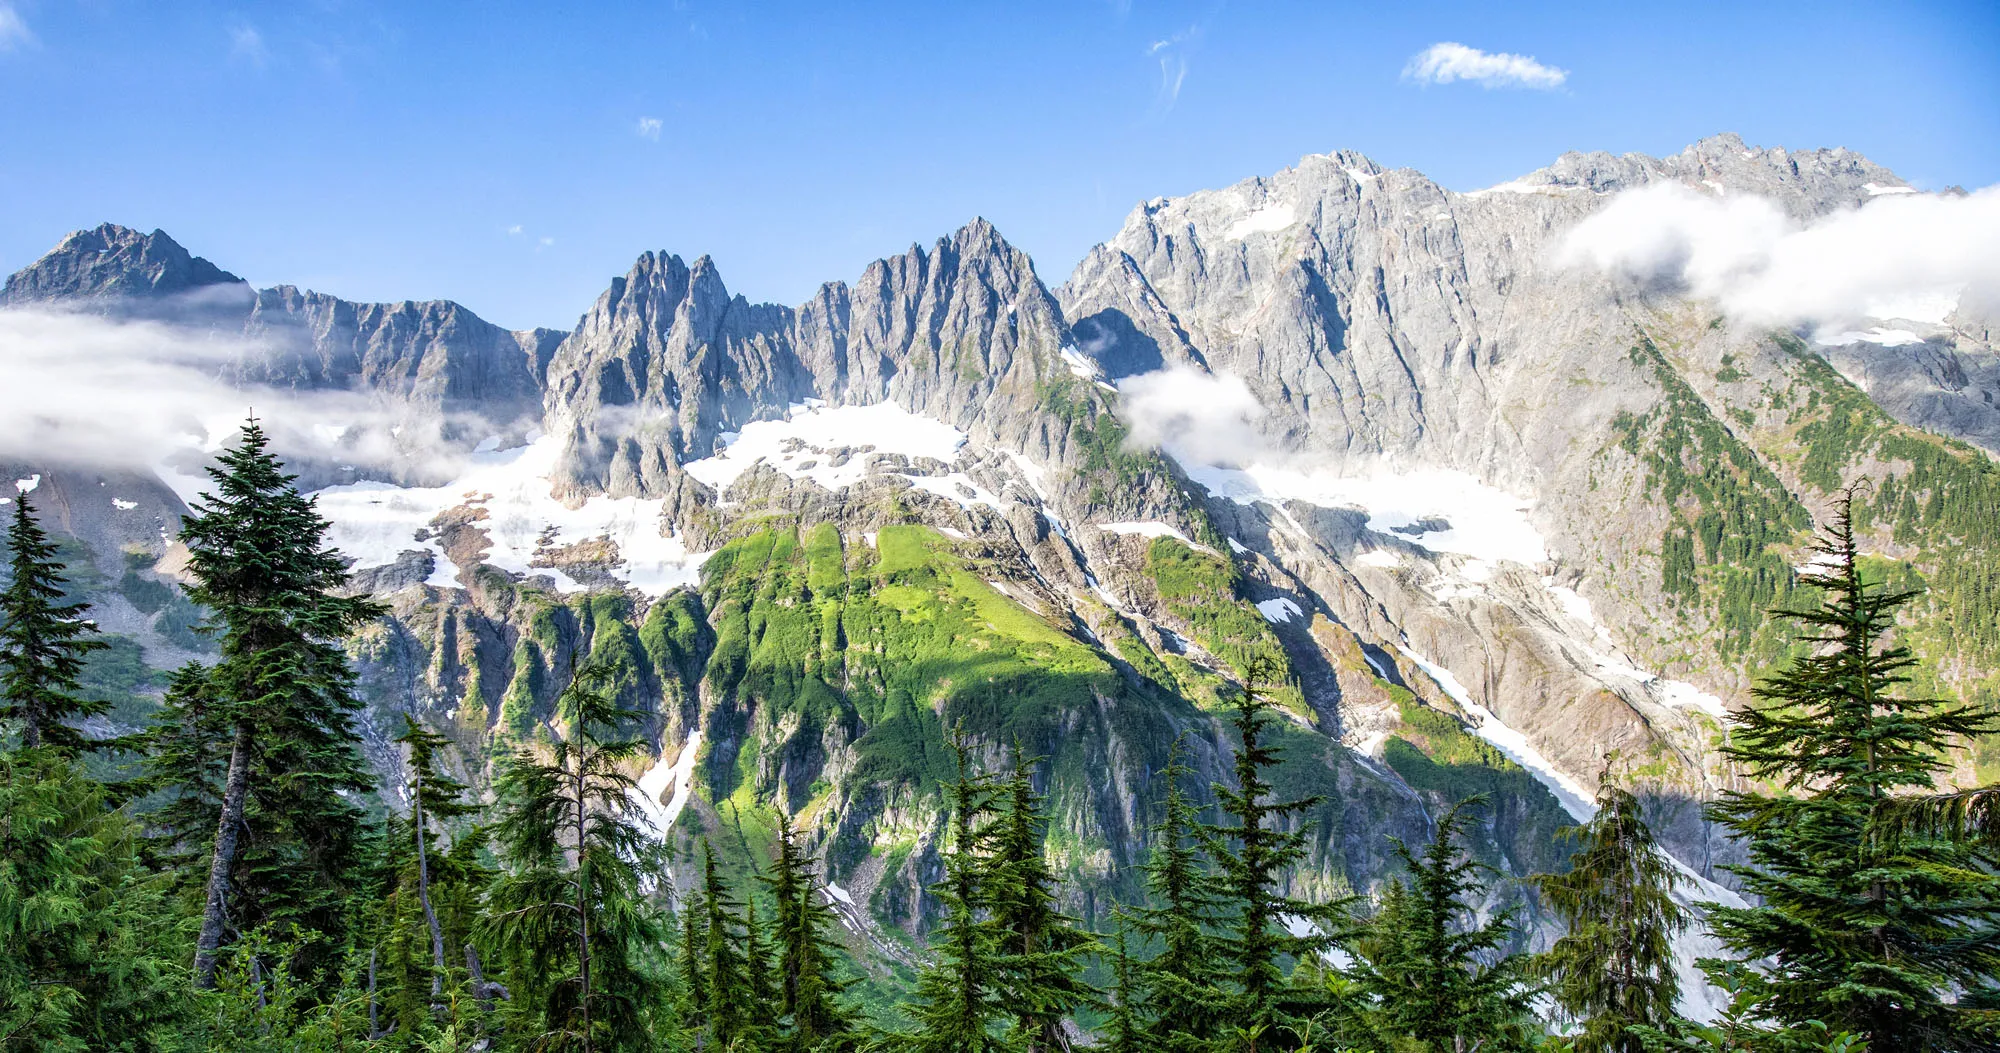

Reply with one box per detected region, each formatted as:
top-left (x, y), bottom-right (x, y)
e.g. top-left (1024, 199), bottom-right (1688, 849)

top-left (2, 1), bottom-right (1995, 331)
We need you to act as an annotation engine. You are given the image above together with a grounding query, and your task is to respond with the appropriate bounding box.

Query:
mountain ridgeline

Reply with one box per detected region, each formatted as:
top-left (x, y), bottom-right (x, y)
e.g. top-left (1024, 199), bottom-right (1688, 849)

top-left (5, 132), bottom-right (2000, 983)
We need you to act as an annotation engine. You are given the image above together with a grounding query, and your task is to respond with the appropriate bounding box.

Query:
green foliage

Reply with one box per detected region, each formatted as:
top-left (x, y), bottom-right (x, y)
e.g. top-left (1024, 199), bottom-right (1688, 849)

top-left (1201, 660), bottom-right (1345, 1029)
top-left (986, 749), bottom-right (1100, 1052)
top-left (0, 492), bottom-right (111, 755)
top-left (142, 420), bottom-right (387, 988)
top-left (0, 749), bottom-right (187, 1051)
top-left (480, 661), bottom-right (674, 1052)
top-left (1122, 737), bottom-right (1226, 1049)
top-left (1707, 495), bottom-right (2000, 1052)
top-left (1533, 783), bottom-right (1689, 1053)
top-left (1336, 796), bottom-right (1539, 1052)
top-left (1612, 336), bottom-right (1810, 659)
top-left (1143, 538), bottom-right (1289, 683)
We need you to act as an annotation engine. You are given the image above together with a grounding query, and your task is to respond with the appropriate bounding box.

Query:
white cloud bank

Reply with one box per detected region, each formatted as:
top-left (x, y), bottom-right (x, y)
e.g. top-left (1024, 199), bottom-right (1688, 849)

top-left (1403, 42), bottom-right (1567, 90)
top-left (0, 3), bottom-right (33, 51)
top-left (1559, 181), bottom-right (2000, 327)
top-left (0, 307), bottom-right (490, 476)
top-left (1115, 366), bottom-right (1266, 468)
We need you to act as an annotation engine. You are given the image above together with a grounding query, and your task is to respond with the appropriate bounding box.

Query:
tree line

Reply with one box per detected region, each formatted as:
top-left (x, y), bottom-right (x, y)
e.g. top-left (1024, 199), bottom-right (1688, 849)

top-left (4, 423), bottom-right (1999, 1052)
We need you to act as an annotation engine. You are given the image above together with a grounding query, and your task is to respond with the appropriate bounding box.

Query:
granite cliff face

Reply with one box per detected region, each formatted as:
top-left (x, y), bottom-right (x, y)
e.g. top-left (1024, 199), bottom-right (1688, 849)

top-left (5, 136), bottom-right (1997, 995)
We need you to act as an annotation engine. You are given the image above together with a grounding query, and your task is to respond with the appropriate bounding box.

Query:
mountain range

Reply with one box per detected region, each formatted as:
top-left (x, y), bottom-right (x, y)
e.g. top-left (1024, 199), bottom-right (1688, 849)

top-left (5, 132), bottom-right (1998, 1004)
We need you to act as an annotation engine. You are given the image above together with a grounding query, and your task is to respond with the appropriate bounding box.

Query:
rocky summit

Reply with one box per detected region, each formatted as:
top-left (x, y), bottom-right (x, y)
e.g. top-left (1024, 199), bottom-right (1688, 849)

top-left (6, 134), bottom-right (1998, 1001)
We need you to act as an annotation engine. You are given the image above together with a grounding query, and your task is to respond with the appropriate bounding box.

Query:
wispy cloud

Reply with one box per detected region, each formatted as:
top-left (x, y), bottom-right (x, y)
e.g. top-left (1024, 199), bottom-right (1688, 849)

top-left (1148, 26), bottom-right (1199, 112)
top-left (1559, 182), bottom-right (2000, 328)
top-left (0, 3), bottom-right (36, 52)
top-left (506, 224), bottom-right (523, 236)
top-left (635, 116), bottom-right (663, 141)
top-left (1403, 42), bottom-right (1567, 90)
top-left (228, 24), bottom-right (269, 67)
top-left (536, 236), bottom-right (555, 253)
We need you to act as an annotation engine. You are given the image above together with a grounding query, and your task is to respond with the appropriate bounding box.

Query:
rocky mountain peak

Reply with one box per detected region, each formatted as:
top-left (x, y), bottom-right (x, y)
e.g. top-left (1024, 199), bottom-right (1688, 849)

top-left (1, 222), bottom-right (247, 307)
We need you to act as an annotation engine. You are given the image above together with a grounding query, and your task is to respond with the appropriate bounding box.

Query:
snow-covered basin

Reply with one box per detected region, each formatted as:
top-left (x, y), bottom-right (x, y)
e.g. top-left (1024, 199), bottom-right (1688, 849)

top-left (684, 400), bottom-right (1010, 512)
top-left (1176, 457), bottom-right (1547, 565)
top-left (303, 433), bottom-right (707, 594)
top-left (631, 730), bottom-right (704, 838)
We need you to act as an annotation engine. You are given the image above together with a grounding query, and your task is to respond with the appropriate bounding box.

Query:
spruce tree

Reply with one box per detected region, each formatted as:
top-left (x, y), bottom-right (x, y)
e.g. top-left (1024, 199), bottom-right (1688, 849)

top-left (885, 732), bottom-right (1005, 1053)
top-left (1533, 781), bottom-right (1688, 1053)
top-left (1707, 493), bottom-right (2000, 1051)
top-left (0, 490), bottom-right (108, 755)
top-left (987, 747), bottom-right (1099, 1053)
top-left (1340, 796), bottom-right (1536, 1052)
top-left (764, 811), bottom-right (859, 1052)
top-left (677, 883), bottom-right (710, 1022)
top-left (1125, 736), bottom-right (1224, 1050)
top-left (1202, 659), bottom-right (1343, 1038)
top-left (151, 419), bottom-right (385, 988)
top-left (481, 661), bottom-right (672, 1053)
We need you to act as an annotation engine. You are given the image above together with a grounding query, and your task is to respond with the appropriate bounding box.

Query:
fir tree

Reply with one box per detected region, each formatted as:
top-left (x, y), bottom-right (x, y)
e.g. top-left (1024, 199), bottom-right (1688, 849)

top-left (885, 731), bottom-right (1005, 1053)
top-left (1532, 780), bottom-right (1688, 1053)
top-left (1125, 736), bottom-right (1225, 1050)
top-left (1708, 493), bottom-right (2000, 1051)
top-left (764, 811), bottom-right (859, 1052)
top-left (0, 749), bottom-right (187, 1051)
top-left (152, 419), bottom-right (386, 988)
top-left (480, 660), bottom-right (672, 1053)
top-left (1202, 659), bottom-right (1343, 1039)
top-left (1340, 796), bottom-right (1537, 1053)
top-left (986, 746), bottom-right (1099, 1053)
top-left (0, 490), bottom-right (108, 756)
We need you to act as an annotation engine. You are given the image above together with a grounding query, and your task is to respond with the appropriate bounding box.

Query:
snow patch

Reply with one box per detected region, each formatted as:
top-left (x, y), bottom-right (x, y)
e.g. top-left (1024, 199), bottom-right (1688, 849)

top-left (632, 731), bottom-right (704, 839)
top-left (1226, 536), bottom-right (1249, 554)
top-left (902, 473), bottom-right (1005, 512)
top-left (1224, 204), bottom-right (1295, 240)
top-left (15, 475), bottom-right (40, 493)
top-left (1814, 326), bottom-right (1924, 347)
top-left (112, 498), bottom-right (138, 510)
top-left (1354, 549), bottom-right (1402, 568)
top-left (1256, 597), bottom-right (1303, 624)
top-left (1059, 345), bottom-right (1102, 380)
top-left (684, 402), bottom-right (968, 494)
top-left (1864, 182), bottom-right (1917, 196)
top-left (1182, 461), bottom-right (1547, 566)
top-left (307, 434), bottom-right (708, 596)
top-left (1397, 645), bottom-right (1596, 819)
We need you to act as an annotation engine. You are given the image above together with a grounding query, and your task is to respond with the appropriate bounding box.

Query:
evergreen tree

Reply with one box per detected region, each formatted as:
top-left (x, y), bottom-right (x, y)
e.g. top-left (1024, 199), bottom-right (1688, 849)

top-left (1532, 781), bottom-right (1688, 1053)
top-left (884, 732), bottom-right (1005, 1053)
top-left (1202, 660), bottom-right (1343, 1039)
top-left (1707, 493), bottom-right (2000, 1051)
top-left (764, 811), bottom-right (859, 1052)
top-left (0, 491), bottom-right (108, 755)
top-left (1124, 736), bottom-right (1225, 1050)
top-left (149, 419), bottom-right (385, 988)
top-left (480, 661), bottom-right (672, 1053)
top-left (696, 840), bottom-right (758, 1051)
top-left (1103, 921), bottom-right (1145, 1053)
top-left (677, 884), bottom-right (709, 1022)
top-left (395, 716), bottom-right (479, 998)
top-left (0, 749), bottom-right (186, 1051)
top-left (1339, 796), bottom-right (1536, 1053)
top-left (986, 747), bottom-right (1099, 1053)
